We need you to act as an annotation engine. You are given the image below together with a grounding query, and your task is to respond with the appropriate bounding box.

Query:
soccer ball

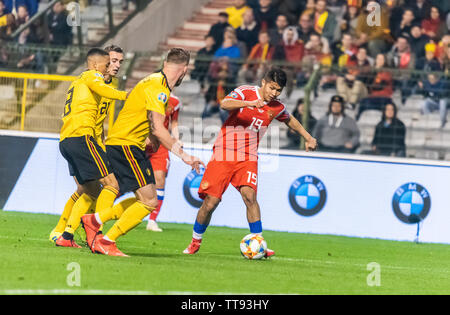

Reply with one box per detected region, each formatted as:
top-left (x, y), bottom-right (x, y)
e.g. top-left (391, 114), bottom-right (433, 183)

top-left (240, 234), bottom-right (267, 260)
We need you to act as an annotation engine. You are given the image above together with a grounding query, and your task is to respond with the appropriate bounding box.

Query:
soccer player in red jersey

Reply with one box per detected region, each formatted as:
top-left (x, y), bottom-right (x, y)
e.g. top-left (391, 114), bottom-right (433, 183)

top-left (145, 94), bottom-right (181, 231)
top-left (183, 68), bottom-right (318, 256)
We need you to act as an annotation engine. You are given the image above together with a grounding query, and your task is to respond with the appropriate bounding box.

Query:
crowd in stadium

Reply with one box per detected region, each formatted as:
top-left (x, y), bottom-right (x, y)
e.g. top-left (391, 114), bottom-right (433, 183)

top-left (191, 0), bottom-right (450, 156)
top-left (0, 0), bottom-right (72, 71)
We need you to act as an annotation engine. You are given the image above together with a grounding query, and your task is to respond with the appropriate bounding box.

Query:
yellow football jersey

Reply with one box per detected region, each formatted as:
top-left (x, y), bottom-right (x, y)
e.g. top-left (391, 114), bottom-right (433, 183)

top-left (95, 76), bottom-right (119, 150)
top-left (60, 70), bottom-right (127, 142)
top-left (106, 71), bottom-right (170, 150)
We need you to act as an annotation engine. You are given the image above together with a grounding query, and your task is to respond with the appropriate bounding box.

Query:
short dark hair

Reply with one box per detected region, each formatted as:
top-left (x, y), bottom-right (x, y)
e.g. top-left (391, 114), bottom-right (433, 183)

top-left (166, 48), bottom-right (190, 65)
top-left (219, 12), bottom-right (229, 18)
top-left (104, 44), bottom-right (124, 54)
top-left (87, 47), bottom-right (109, 59)
top-left (263, 68), bottom-right (287, 88)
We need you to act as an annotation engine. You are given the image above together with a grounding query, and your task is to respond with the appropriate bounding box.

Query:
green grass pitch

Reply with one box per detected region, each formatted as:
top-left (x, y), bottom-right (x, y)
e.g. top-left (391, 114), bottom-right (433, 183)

top-left (1, 210), bottom-right (450, 295)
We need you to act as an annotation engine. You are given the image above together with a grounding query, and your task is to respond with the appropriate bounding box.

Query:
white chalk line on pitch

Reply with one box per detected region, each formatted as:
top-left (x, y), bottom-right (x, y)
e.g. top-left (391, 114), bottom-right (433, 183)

top-left (2, 235), bottom-right (450, 275)
top-left (0, 289), bottom-right (285, 295)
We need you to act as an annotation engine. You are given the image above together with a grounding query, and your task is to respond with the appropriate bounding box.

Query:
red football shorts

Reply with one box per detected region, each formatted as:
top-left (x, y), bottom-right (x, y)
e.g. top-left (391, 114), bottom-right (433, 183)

top-left (148, 145), bottom-right (170, 173)
top-left (198, 159), bottom-right (258, 200)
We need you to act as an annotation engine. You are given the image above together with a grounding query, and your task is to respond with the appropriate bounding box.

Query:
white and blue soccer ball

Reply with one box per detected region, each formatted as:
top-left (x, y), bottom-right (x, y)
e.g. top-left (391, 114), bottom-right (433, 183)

top-left (240, 234), bottom-right (267, 260)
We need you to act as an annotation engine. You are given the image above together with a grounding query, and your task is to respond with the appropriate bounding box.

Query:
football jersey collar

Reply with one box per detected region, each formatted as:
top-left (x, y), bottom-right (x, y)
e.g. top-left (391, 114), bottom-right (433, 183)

top-left (255, 86), bottom-right (268, 105)
top-left (160, 70), bottom-right (172, 92)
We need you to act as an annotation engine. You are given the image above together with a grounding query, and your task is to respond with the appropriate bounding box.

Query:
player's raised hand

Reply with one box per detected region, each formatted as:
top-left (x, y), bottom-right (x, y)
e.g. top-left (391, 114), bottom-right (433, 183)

top-left (305, 136), bottom-right (318, 152)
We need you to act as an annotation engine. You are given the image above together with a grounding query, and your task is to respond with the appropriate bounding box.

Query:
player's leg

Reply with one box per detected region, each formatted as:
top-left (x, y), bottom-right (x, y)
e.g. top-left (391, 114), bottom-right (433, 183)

top-left (183, 194), bottom-right (221, 254)
top-left (239, 186), bottom-right (274, 258)
top-left (146, 170), bottom-right (166, 231)
top-left (56, 136), bottom-right (111, 248)
top-left (49, 177), bottom-right (84, 242)
top-left (96, 173), bottom-right (120, 214)
top-left (57, 180), bottom-right (101, 248)
top-left (94, 185), bottom-right (157, 257)
top-left (90, 144), bottom-right (156, 256)
top-left (183, 159), bottom-right (231, 254)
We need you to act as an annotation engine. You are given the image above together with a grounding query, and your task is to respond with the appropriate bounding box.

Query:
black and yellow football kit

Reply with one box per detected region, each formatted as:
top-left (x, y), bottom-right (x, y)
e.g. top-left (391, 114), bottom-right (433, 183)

top-left (96, 76), bottom-right (119, 150)
top-left (59, 70), bottom-right (127, 185)
top-left (106, 71), bottom-right (171, 192)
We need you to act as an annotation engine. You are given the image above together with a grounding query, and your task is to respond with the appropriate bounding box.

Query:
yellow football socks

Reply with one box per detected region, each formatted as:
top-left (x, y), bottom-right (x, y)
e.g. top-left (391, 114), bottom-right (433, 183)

top-left (64, 193), bottom-right (96, 235)
top-left (95, 186), bottom-right (119, 213)
top-left (99, 197), bottom-right (136, 223)
top-left (105, 201), bottom-right (154, 242)
top-left (54, 192), bottom-right (80, 233)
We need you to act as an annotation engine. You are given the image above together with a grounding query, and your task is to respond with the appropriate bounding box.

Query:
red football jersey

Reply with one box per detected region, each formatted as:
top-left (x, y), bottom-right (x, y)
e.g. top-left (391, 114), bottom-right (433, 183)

top-left (145, 95), bottom-right (181, 157)
top-left (212, 85), bottom-right (290, 161)
top-left (164, 95), bottom-right (181, 130)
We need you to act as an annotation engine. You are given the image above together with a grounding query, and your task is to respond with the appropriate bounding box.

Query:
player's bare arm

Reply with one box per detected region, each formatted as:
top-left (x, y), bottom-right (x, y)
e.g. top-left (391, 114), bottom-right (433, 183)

top-left (220, 98), bottom-right (264, 111)
top-left (284, 115), bottom-right (318, 152)
top-left (148, 110), bottom-right (204, 172)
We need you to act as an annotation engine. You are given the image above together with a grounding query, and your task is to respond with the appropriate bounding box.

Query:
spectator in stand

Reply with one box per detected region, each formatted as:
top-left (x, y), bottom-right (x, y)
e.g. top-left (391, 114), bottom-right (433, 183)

top-left (281, 26), bottom-right (304, 98)
top-left (387, 0), bottom-right (405, 33)
top-left (356, 54), bottom-right (394, 120)
top-left (47, 1), bottom-right (73, 46)
top-left (225, 26), bottom-right (248, 58)
top-left (340, 0), bottom-right (362, 38)
top-left (3, 0), bottom-right (38, 17)
top-left (300, 33), bottom-right (332, 86)
top-left (208, 12), bottom-right (231, 51)
top-left (271, 0), bottom-right (304, 25)
top-left (415, 43), bottom-right (442, 83)
top-left (355, 1), bottom-right (392, 57)
top-left (191, 35), bottom-right (216, 92)
top-left (387, 35), bottom-right (416, 104)
top-left (285, 98), bottom-right (317, 149)
top-left (238, 30), bottom-right (274, 83)
top-left (421, 6), bottom-right (447, 40)
top-left (313, 95), bottom-right (360, 153)
top-left (202, 57), bottom-right (235, 123)
top-left (436, 35), bottom-right (450, 63)
top-left (297, 12), bottom-right (315, 43)
top-left (391, 8), bottom-right (416, 40)
top-left (236, 8), bottom-right (260, 55)
top-left (214, 29), bottom-right (242, 60)
top-left (408, 0), bottom-right (431, 22)
top-left (420, 73), bottom-right (450, 128)
top-left (332, 32), bottom-right (358, 68)
top-left (336, 47), bottom-right (371, 110)
top-left (268, 14), bottom-right (288, 46)
top-left (327, 0), bottom-right (347, 18)
top-left (253, 0), bottom-right (278, 31)
top-left (409, 24), bottom-right (430, 59)
top-left (225, 0), bottom-right (249, 29)
top-left (371, 102), bottom-right (406, 157)
top-left (0, 0), bottom-right (15, 40)
top-left (312, 0), bottom-right (337, 44)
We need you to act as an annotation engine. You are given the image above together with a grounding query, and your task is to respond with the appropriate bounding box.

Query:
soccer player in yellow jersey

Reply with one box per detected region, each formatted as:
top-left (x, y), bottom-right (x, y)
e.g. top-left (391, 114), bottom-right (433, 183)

top-left (81, 48), bottom-right (205, 257)
top-left (56, 48), bottom-right (128, 248)
top-left (49, 45), bottom-right (125, 243)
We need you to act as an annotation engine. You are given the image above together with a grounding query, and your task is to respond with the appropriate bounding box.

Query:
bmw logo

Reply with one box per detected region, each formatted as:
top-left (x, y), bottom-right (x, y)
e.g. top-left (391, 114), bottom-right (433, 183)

top-left (392, 183), bottom-right (431, 224)
top-left (288, 175), bottom-right (327, 217)
top-left (183, 168), bottom-right (205, 208)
